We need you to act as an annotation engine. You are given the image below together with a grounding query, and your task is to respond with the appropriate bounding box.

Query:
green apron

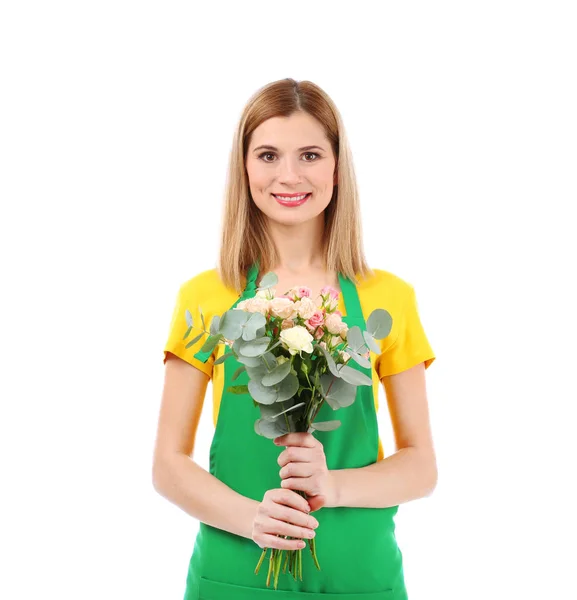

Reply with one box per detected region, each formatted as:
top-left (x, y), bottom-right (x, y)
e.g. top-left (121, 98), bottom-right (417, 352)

top-left (184, 261), bottom-right (409, 599)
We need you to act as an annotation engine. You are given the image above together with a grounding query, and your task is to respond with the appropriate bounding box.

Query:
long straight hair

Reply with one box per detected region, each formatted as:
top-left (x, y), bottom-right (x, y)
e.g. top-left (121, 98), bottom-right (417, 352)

top-left (216, 78), bottom-right (374, 295)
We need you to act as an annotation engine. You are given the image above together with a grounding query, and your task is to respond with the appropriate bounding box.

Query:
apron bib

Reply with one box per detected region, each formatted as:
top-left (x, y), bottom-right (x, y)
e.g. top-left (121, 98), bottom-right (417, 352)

top-left (184, 262), bottom-right (409, 599)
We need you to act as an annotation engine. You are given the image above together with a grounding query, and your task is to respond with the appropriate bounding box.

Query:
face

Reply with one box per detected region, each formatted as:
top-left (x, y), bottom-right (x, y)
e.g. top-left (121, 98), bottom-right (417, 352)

top-left (245, 111), bottom-right (337, 225)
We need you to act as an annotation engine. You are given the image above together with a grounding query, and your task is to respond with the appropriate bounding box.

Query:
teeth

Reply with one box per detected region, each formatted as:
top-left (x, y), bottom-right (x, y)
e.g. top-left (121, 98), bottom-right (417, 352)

top-left (274, 193), bottom-right (309, 201)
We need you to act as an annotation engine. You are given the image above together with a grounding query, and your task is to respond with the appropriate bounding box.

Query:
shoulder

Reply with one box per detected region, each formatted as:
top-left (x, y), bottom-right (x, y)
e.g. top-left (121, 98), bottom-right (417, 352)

top-left (177, 267), bottom-right (239, 314)
top-left (357, 267), bottom-right (413, 312)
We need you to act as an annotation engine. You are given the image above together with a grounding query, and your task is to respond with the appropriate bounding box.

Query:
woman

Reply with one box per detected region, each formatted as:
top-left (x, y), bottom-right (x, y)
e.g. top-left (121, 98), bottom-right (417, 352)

top-left (153, 78), bottom-right (437, 599)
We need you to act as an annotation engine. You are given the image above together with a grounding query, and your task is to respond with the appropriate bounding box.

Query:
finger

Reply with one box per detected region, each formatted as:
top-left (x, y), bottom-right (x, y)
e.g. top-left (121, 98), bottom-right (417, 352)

top-left (270, 504), bottom-right (319, 531)
top-left (271, 489), bottom-right (311, 513)
top-left (277, 446), bottom-right (314, 467)
top-left (279, 461), bottom-right (312, 480)
top-left (274, 432), bottom-right (316, 448)
top-left (265, 517), bottom-right (317, 542)
top-left (256, 534), bottom-right (306, 551)
top-left (281, 476), bottom-right (314, 494)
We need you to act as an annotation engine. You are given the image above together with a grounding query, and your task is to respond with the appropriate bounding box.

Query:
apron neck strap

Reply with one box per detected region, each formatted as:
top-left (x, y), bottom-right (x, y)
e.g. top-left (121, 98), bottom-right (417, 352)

top-left (338, 271), bottom-right (363, 322)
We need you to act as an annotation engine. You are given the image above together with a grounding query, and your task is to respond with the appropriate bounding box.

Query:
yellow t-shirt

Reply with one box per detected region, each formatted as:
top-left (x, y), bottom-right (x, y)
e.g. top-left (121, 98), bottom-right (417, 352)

top-left (163, 267), bottom-right (436, 461)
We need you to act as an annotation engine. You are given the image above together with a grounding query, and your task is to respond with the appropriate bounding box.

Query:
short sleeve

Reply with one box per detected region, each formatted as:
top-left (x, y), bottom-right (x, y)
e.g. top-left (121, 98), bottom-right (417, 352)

top-left (375, 284), bottom-right (436, 378)
top-left (162, 281), bottom-right (214, 379)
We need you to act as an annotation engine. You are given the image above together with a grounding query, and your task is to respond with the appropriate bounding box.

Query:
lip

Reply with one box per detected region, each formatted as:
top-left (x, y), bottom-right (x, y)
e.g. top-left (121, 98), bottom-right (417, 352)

top-left (272, 192), bottom-right (311, 207)
top-left (272, 192), bottom-right (312, 197)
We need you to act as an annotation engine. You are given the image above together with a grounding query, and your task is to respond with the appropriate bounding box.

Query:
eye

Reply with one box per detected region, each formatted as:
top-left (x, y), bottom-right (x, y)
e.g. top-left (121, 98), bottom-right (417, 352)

top-left (257, 151), bottom-right (321, 163)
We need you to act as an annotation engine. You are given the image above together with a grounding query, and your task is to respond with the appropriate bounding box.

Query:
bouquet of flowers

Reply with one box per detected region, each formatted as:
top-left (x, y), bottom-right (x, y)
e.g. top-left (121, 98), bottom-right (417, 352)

top-left (183, 271), bottom-right (392, 589)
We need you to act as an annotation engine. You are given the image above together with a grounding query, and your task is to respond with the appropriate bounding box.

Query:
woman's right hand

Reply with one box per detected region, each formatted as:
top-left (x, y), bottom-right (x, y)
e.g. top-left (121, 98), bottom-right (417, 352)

top-left (251, 489), bottom-right (319, 551)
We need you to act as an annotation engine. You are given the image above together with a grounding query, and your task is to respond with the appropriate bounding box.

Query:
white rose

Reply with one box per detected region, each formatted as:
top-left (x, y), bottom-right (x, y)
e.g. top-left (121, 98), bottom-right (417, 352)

top-left (269, 297), bottom-right (298, 320)
top-left (295, 297), bottom-right (316, 320)
top-left (279, 325), bottom-right (314, 356)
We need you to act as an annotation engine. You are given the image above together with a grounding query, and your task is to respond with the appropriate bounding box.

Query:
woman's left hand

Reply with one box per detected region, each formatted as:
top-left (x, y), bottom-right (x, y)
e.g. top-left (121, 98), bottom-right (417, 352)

top-left (274, 432), bottom-right (339, 511)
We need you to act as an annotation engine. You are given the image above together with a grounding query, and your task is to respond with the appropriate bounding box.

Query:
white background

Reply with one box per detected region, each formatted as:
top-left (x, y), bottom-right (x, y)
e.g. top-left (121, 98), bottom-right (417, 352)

top-left (1, 1), bottom-right (576, 599)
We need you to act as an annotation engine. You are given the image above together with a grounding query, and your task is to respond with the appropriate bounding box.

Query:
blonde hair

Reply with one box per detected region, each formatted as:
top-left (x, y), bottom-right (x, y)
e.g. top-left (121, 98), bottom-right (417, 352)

top-left (216, 77), bottom-right (374, 295)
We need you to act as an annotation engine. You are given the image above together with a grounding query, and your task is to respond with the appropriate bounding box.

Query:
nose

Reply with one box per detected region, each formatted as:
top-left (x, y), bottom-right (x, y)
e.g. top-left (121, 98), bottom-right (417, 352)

top-left (276, 155), bottom-right (303, 185)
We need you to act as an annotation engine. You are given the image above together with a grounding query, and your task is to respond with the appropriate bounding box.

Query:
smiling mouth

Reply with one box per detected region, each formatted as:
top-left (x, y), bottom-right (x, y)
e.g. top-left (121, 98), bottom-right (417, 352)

top-left (272, 193), bottom-right (311, 202)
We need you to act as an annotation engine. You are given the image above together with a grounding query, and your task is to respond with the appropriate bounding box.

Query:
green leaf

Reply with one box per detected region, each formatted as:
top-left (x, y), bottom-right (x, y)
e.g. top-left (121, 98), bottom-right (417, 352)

top-left (231, 364), bottom-right (247, 381)
top-left (214, 351), bottom-right (235, 365)
top-left (199, 333), bottom-right (222, 354)
top-left (183, 325), bottom-right (192, 340)
top-left (185, 331), bottom-right (205, 348)
top-left (366, 308), bottom-right (393, 340)
top-left (227, 385), bottom-right (249, 395)
top-left (199, 306), bottom-right (205, 331)
top-left (261, 359), bottom-right (292, 386)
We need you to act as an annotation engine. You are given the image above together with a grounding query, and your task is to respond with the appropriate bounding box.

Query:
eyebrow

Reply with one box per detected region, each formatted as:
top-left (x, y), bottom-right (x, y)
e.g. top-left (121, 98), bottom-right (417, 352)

top-left (252, 145), bottom-right (326, 153)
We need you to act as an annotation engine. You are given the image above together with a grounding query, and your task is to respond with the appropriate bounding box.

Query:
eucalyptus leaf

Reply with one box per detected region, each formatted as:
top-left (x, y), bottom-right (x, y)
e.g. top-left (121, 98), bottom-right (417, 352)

top-left (257, 271), bottom-right (278, 290)
top-left (248, 379), bottom-right (278, 404)
top-left (214, 351), bottom-right (235, 365)
top-left (199, 333), bottom-right (222, 354)
top-left (241, 336), bottom-right (271, 357)
top-left (310, 420), bottom-right (341, 432)
top-left (346, 325), bottom-right (367, 353)
top-left (236, 353), bottom-right (265, 367)
top-left (260, 401), bottom-right (305, 421)
top-left (254, 417), bottom-right (289, 439)
top-left (319, 373), bottom-right (357, 409)
top-left (242, 312), bottom-right (267, 342)
top-left (185, 309), bottom-right (193, 328)
top-left (346, 348), bottom-right (371, 369)
top-left (219, 309), bottom-right (250, 340)
top-left (275, 372), bottom-right (300, 402)
top-left (336, 364), bottom-right (373, 387)
top-left (185, 331), bottom-right (204, 349)
top-left (210, 315), bottom-right (221, 336)
top-left (366, 308), bottom-right (393, 339)
top-left (261, 359), bottom-right (292, 386)
top-left (317, 342), bottom-right (341, 377)
top-left (362, 330), bottom-right (381, 355)
top-left (245, 363), bottom-right (268, 381)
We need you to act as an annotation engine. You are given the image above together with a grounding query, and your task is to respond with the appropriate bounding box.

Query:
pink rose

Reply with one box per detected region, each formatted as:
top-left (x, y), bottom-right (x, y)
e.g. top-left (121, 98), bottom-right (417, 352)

top-left (280, 319), bottom-right (295, 330)
top-left (314, 326), bottom-right (325, 340)
top-left (305, 309), bottom-right (324, 330)
top-left (324, 312), bottom-right (344, 335)
top-left (297, 286), bottom-right (312, 298)
top-left (320, 285), bottom-right (340, 300)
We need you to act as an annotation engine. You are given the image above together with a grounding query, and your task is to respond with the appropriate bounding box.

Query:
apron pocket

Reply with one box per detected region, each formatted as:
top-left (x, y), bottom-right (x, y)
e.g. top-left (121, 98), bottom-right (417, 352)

top-left (199, 576), bottom-right (396, 600)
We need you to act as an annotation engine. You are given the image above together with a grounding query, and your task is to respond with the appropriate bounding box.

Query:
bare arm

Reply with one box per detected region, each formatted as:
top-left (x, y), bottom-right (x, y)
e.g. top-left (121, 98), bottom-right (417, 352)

top-left (152, 353), bottom-right (259, 539)
top-left (331, 362), bottom-right (438, 508)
